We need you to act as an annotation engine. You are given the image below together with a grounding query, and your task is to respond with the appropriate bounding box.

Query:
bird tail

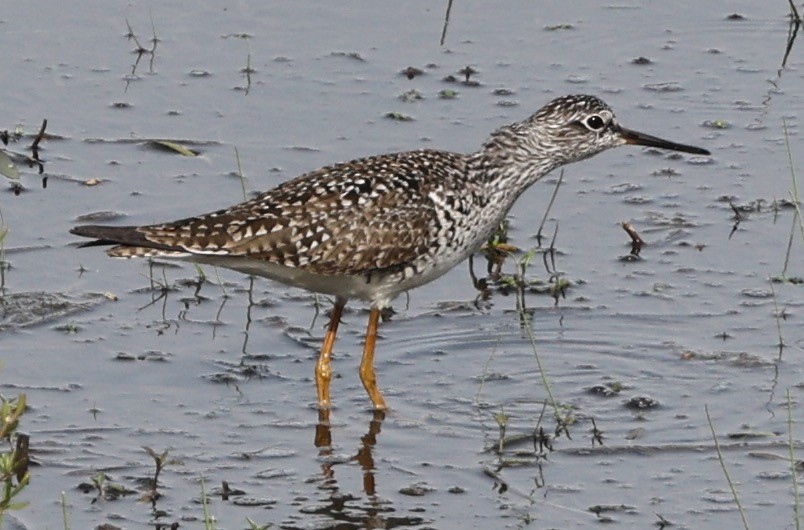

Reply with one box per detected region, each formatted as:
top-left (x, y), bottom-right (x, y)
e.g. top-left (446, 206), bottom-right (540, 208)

top-left (70, 225), bottom-right (190, 258)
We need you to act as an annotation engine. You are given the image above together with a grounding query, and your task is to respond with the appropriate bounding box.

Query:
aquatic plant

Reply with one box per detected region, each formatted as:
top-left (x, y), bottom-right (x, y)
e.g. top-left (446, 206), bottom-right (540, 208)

top-left (0, 393), bottom-right (30, 523)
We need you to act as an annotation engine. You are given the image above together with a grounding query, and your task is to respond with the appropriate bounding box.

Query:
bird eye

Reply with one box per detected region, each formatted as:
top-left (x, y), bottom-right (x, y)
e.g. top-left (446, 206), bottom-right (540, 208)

top-left (586, 115), bottom-right (605, 130)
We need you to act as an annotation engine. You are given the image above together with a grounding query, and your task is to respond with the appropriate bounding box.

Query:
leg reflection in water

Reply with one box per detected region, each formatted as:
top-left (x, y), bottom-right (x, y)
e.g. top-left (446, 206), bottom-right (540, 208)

top-left (315, 409), bottom-right (384, 495)
top-left (305, 409), bottom-right (425, 528)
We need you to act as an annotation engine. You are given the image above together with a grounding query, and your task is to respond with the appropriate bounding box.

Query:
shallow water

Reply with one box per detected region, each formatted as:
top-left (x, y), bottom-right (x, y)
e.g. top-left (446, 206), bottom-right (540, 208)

top-left (1, 1), bottom-right (803, 529)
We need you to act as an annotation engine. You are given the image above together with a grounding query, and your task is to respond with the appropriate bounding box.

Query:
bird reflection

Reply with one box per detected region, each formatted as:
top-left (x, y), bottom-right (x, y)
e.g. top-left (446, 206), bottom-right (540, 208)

top-left (300, 409), bottom-right (424, 528)
top-left (316, 408), bottom-right (385, 496)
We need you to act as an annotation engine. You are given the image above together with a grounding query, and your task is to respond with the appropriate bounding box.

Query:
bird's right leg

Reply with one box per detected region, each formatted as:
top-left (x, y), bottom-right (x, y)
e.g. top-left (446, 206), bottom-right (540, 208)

top-left (315, 297), bottom-right (346, 409)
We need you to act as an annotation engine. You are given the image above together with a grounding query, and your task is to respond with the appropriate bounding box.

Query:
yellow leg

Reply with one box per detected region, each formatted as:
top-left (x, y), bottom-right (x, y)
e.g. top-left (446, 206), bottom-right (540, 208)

top-left (359, 307), bottom-right (387, 410)
top-left (316, 300), bottom-right (345, 409)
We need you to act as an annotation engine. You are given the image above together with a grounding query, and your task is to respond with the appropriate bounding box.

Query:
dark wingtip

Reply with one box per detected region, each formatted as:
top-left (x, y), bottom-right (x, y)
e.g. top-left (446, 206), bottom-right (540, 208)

top-left (70, 224), bottom-right (180, 253)
top-left (70, 225), bottom-right (140, 245)
top-left (70, 225), bottom-right (100, 238)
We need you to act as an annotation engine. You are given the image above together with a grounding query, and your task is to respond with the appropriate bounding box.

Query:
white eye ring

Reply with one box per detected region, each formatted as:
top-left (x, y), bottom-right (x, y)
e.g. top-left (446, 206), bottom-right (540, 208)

top-left (586, 115), bottom-right (605, 130)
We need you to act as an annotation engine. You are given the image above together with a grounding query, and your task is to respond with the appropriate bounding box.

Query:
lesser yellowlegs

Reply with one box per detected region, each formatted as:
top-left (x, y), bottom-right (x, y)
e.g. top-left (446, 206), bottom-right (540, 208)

top-left (71, 94), bottom-right (710, 410)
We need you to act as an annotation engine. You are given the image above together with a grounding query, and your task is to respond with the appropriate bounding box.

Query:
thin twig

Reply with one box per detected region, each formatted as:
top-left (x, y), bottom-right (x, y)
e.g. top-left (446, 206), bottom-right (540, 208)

top-left (790, 0), bottom-right (801, 21)
top-left (234, 146), bottom-right (247, 201)
top-left (440, 0), bottom-right (454, 46)
top-left (788, 389), bottom-right (801, 530)
top-left (779, 119), bottom-right (802, 279)
top-left (621, 221), bottom-right (644, 245)
top-left (243, 38), bottom-right (253, 95)
top-left (785, 118), bottom-right (801, 206)
top-left (475, 335), bottom-right (502, 405)
top-left (26, 118), bottom-right (48, 175)
top-left (125, 18), bottom-right (143, 50)
top-left (535, 170), bottom-right (563, 246)
top-left (782, 213), bottom-right (797, 279)
top-left (30, 119), bottom-right (47, 154)
top-left (520, 301), bottom-right (560, 420)
top-left (705, 404), bottom-right (751, 530)
top-left (768, 276), bottom-right (785, 358)
top-left (783, 2), bottom-right (801, 68)
top-left (149, 9), bottom-right (159, 48)
top-left (782, 119), bottom-right (804, 243)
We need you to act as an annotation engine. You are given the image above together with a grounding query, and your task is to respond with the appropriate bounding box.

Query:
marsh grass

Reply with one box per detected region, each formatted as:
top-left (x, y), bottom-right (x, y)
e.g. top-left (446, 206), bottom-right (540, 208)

top-left (773, 115), bottom-right (803, 529)
top-left (517, 172), bottom-right (575, 436)
top-left (200, 476), bottom-right (216, 530)
top-left (61, 491), bottom-right (69, 530)
top-left (241, 39), bottom-right (255, 94)
top-left (787, 390), bottom-right (801, 530)
top-left (706, 404), bottom-right (751, 530)
top-left (0, 216), bottom-right (7, 290)
top-left (142, 446), bottom-right (181, 504)
top-left (769, 277), bottom-right (785, 357)
top-left (124, 13), bottom-right (159, 76)
top-left (246, 517), bottom-right (272, 529)
top-left (778, 118), bottom-right (804, 282)
top-left (0, 394), bottom-right (30, 524)
top-left (235, 146), bottom-right (248, 201)
top-left (473, 168), bottom-right (575, 448)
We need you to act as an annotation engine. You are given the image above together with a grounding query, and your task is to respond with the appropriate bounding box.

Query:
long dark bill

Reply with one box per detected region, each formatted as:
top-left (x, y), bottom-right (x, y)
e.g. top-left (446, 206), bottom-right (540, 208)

top-left (618, 126), bottom-right (710, 156)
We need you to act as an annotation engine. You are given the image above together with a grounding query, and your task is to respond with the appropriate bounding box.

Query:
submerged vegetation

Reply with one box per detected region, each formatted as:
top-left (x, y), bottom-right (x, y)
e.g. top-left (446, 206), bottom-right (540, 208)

top-left (0, 393), bottom-right (30, 523)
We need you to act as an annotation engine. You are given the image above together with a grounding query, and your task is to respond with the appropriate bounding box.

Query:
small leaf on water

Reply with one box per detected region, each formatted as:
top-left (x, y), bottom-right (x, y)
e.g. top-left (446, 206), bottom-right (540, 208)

top-left (150, 140), bottom-right (197, 157)
top-left (0, 149), bottom-right (20, 180)
top-left (142, 445), bottom-right (158, 459)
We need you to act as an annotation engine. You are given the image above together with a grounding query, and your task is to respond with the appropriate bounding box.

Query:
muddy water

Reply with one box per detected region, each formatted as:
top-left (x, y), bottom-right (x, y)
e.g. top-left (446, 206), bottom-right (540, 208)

top-left (1, 1), bottom-right (803, 529)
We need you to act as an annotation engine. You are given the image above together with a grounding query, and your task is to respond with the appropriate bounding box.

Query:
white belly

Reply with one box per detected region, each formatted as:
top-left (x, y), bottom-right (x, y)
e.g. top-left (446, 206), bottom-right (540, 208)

top-left (184, 248), bottom-right (471, 309)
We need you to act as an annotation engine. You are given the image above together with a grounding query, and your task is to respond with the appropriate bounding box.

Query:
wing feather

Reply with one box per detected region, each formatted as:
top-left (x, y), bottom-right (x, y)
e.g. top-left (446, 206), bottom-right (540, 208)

top-left (73, 149), bottom-right (469, 276)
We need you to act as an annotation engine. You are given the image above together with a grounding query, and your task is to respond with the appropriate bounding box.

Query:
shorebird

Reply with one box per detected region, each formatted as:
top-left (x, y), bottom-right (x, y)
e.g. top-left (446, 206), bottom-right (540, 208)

top-left (71, 94), bottom-right (710, 410)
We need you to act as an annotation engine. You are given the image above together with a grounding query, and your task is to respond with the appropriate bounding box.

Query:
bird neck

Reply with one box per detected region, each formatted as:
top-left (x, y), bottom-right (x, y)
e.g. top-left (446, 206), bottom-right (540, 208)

top-left (467, 119), bottom-right (559, 210)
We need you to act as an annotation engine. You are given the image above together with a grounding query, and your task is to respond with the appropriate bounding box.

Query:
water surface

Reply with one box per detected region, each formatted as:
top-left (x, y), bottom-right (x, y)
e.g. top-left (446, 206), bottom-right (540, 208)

top-left (1, 1), bottom-right (803, 528)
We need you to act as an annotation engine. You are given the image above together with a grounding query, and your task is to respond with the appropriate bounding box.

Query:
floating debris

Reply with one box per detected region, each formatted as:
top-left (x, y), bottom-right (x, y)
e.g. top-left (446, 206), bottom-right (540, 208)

top-left (643, 82), bottom-right (683, 92)
top-left (400, 66), bottom-right (424, 79)
top-left (329, 51), bottom-right (365, 62)
top-left (398, 89), bottom-right (423, 102)
top-left (149, 140), bottom-right (198, 156)
top-left (384, 111), bottom-right (414, 122)
top-left (544, 23), bottom-right (574, 31)
top-left (702, 119), bottom-right (731, 129)
top-left (624, 395), bottom-right (659, 410)
top-left (492, 88), bottom-right (515, 96)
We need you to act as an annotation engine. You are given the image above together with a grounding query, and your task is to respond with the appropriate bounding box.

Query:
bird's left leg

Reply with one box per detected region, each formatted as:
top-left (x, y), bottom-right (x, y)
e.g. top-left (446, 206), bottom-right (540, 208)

top-left (359, 307), bottom-right (387, 410)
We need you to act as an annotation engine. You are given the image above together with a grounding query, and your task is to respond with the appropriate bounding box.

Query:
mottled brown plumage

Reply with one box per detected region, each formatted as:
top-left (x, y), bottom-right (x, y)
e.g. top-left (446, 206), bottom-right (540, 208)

top-left (71, 94), bottom-right (710, 410)
top-left (137, 149), bottom-right (467, 275)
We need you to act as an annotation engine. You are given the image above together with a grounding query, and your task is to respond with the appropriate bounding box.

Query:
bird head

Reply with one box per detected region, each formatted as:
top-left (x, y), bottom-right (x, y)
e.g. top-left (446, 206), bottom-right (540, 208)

top-left (520, 94), bottom-right (710, 166)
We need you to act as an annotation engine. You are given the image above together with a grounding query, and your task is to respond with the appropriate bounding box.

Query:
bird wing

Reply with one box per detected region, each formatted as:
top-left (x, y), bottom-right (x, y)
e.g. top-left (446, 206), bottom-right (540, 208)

top-left (77, 150), bottom-right (469, 276)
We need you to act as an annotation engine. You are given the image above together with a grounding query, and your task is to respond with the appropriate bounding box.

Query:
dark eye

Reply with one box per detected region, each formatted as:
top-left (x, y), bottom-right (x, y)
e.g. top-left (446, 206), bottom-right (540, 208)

top-left (586, 115), bottom-right (605, 130)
